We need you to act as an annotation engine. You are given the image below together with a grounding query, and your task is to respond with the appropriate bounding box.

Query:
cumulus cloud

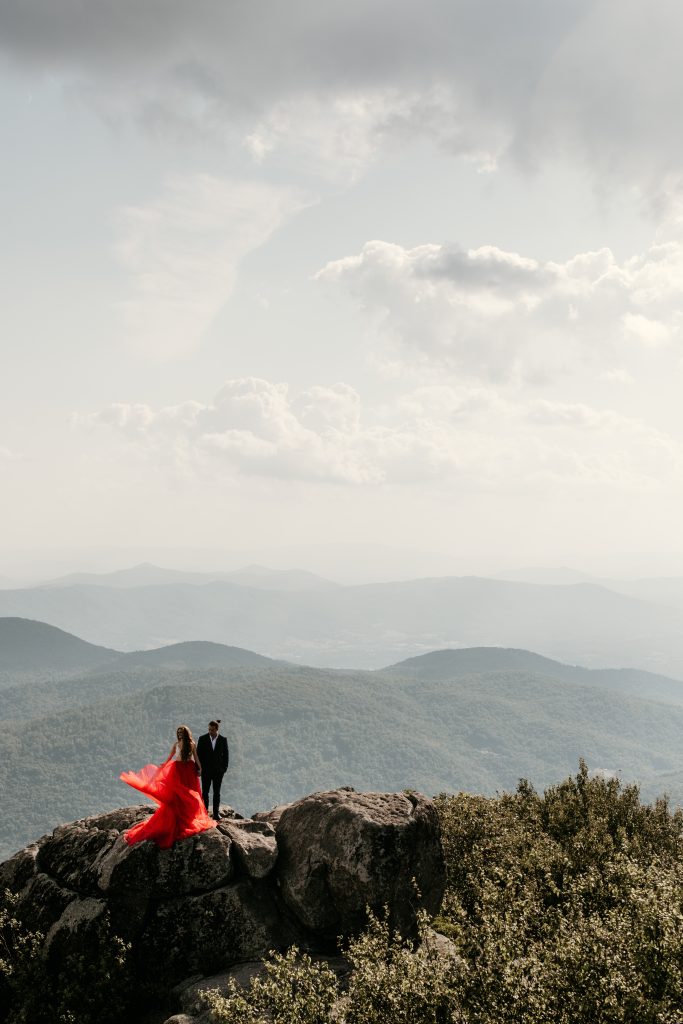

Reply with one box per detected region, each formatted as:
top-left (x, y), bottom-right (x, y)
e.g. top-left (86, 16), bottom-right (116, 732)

top-left (84, 378), bottom-right (378, 484)
top-left (316, 227), bottom-right (683, 381)
top-left (4, 1), bottom-right (683, 197)
top-left (114, 175), bottom-right (311, 357)
top-left (81, 376), bottom-right (683, 491)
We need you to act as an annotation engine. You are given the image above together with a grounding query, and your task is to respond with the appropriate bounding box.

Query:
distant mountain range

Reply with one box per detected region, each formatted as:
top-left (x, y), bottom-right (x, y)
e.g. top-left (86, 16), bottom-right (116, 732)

top-left (3, 572), bottom-right (683, 674)
top-left (494, 566), bottom-right (683, 612)
top-left (37, 562), bottom-right (338, 592)
top-left (3, 617), bottom-right (683, 860)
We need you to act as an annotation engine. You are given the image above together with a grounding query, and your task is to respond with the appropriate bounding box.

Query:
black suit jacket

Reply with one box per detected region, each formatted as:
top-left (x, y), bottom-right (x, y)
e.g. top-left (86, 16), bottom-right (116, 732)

top-left (197, 733), bottom-right (229, 777)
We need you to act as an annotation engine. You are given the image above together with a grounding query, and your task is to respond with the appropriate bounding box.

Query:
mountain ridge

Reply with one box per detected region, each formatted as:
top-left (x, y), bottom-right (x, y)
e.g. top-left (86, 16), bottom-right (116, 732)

top-left (37, 562), bottom-right (338, 592)
top-left (2, 574), bottom-right (683, 672)
top-left (0, 616), bottom-right (286, 679)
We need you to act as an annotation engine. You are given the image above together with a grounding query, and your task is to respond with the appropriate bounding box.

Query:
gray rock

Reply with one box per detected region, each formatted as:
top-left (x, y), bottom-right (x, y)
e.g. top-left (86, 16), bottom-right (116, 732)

top-left (39, 823), bottom-right (120, 894)
top-left (216, 804), bottom-right (245, 821)
top-left (0, 839), bottom-right (43, 893)
top-left (276, 788), bottom-right (446, 941)
top-left (252, 802), bottom-right (293, 828)
top-left (96, 827), bottom-right (234, 898)
top-left (44, 895), bottom-right (108, 952)
top-left (217, 819), bottom-right (277, 879)
top-left (79, 805), bottom-right (154, 832)
top-left (138, 878), bottom-right (294, 983)
top-left (15, 871), bottom-right (77, 935)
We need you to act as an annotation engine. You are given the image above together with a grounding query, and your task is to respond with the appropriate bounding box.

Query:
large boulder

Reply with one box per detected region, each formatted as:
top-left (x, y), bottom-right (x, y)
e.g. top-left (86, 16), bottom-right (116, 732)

top-left (275, 787), bottom-right (446, 941)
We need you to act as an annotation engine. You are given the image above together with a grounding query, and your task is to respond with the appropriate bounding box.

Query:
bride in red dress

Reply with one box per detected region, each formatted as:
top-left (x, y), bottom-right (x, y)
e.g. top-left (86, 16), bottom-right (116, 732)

top-left (120, 725), bottom-right (216, 848)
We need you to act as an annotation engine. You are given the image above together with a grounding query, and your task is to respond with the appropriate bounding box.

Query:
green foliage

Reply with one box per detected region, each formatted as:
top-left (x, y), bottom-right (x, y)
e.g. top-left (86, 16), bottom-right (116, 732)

top-left (434, 761), bottom-right (683, 1023)
top-left (201, 947), bottom-right (339, 1024)
top-left (0, 889), bottom-right (131, 1024)
top-left (342, 911), bottom-right (463, 1024)
top-left (202, 764), bottom-right (683, 1024)
top-left (201, 911), bottom-right (463, 1024)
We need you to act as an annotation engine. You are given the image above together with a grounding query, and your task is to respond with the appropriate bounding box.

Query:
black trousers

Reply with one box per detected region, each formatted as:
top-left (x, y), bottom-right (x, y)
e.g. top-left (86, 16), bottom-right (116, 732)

top-left (201, 771), bottom-right (225, 818)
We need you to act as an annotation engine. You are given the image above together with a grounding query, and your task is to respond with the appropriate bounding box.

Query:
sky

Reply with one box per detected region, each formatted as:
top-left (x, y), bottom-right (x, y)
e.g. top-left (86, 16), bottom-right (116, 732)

top-left (2, 0), bottom-right (683, 581)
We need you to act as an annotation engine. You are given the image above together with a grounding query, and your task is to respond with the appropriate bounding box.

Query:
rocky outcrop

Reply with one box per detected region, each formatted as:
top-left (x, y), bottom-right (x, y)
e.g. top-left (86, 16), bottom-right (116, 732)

top-left (277, 788), bottom-right (446, 940)
top-left (1, 788), bottom-right (446, 1017)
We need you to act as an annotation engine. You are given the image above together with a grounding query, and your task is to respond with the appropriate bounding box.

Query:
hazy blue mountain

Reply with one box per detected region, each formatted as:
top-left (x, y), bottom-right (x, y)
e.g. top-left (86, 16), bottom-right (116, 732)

top-left (0, 617), bottom-right (119, 673)
top-left (220, 564), bottom-right (339, 591)
top-left (4, 573), bottom-right (682, 674)
top-left (491, 568), bottom-right (683, 616)
top-left (115, 640), bottom-right (283, 670)
top-left (491, 567), bottom-right (599, 586)
top-left (599, 577), bottom-right (683, 612)
top-left (381, 646), bottom-right (683, 706)
top-left (38, 562), bottom-right (338, 592)
top-left (4, 648), bottom-right (683, 860)
top-left (381, 647), bottom-right (580, 678)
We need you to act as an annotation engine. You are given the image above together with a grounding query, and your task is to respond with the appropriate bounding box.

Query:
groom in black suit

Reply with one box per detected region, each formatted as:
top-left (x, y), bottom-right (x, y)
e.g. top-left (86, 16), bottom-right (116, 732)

top-left (197, 719), bottom-right (229, 820)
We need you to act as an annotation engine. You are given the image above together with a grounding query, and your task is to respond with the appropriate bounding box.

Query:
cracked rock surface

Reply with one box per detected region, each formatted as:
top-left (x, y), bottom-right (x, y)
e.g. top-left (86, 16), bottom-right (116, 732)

top-left (276, 788), bottom-right (446, 941)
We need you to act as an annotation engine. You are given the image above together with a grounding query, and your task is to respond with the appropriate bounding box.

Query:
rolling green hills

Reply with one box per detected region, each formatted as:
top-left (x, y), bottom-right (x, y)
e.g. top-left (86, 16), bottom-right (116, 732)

top-left (4, 621), bottom-right (683, 860)
top-left (0, 617), bottom-right (118, 674)
top-left (381, 646), bottom-right (683, 705)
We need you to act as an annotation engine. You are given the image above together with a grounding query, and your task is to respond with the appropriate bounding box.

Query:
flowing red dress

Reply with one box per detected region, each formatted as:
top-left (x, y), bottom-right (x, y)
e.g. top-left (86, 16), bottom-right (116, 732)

top-left (120, 752), bottom-right (216, 849)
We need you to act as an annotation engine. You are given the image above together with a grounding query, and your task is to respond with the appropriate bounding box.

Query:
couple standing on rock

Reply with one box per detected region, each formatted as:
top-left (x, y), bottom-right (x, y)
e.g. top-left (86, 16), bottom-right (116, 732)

top-left (120, 720), bottom-right (229, 849)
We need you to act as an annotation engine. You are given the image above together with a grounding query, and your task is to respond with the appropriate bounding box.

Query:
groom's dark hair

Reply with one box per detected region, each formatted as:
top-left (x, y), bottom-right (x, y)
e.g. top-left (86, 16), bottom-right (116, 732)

top-left (209, 719), bottom-right (221, 727)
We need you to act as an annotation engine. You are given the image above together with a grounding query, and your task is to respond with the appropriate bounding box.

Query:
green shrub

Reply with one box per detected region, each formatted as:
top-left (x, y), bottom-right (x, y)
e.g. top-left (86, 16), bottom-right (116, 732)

top-left (201, 946), bottom-right (339, 1024)
top-left (434, 761), bottom-right (683, 1023)
top-left (0, 889), bottom-right (131, 1024)
top-left (202, 910), bottom-right (463, 1024)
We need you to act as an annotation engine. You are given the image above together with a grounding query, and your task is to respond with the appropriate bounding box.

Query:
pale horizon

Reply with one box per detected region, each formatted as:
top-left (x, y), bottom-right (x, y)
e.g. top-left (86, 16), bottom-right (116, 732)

top-left (5, 542), bottom-right (683, 588)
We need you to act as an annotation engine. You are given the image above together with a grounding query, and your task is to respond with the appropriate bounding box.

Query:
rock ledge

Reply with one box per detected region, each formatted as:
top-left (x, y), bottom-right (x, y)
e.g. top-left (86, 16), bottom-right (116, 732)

top-left (1, 788), bottom-right (446, 1016)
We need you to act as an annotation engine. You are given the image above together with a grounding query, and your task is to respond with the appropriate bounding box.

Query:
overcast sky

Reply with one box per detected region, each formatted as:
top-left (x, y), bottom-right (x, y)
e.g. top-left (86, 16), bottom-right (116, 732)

top-left (2, 0), bottom-right (683, 581)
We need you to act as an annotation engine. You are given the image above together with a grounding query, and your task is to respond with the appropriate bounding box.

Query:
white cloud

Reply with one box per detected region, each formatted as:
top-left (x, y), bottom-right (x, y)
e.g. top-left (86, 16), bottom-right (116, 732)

top-left (621, 313), bottom-right (671, 348)
top-left (115, 175), bottom-right (311, 357)
top-left (82, 377), bottom-right (683, 492)
top-left (5, 1), bottom-right (683, 199)
top-left (316, 225), bottom-right (683, 381)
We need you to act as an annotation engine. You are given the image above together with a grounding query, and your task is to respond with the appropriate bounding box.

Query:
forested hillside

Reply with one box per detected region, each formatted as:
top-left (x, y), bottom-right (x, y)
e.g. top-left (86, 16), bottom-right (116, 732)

top-left (4, 639), bottom-right (683, 858)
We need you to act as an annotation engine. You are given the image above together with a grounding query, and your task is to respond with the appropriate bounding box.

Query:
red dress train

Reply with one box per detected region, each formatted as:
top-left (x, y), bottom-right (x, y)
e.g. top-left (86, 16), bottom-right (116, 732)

top-left (120, 758), bottom-right (216, 848)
